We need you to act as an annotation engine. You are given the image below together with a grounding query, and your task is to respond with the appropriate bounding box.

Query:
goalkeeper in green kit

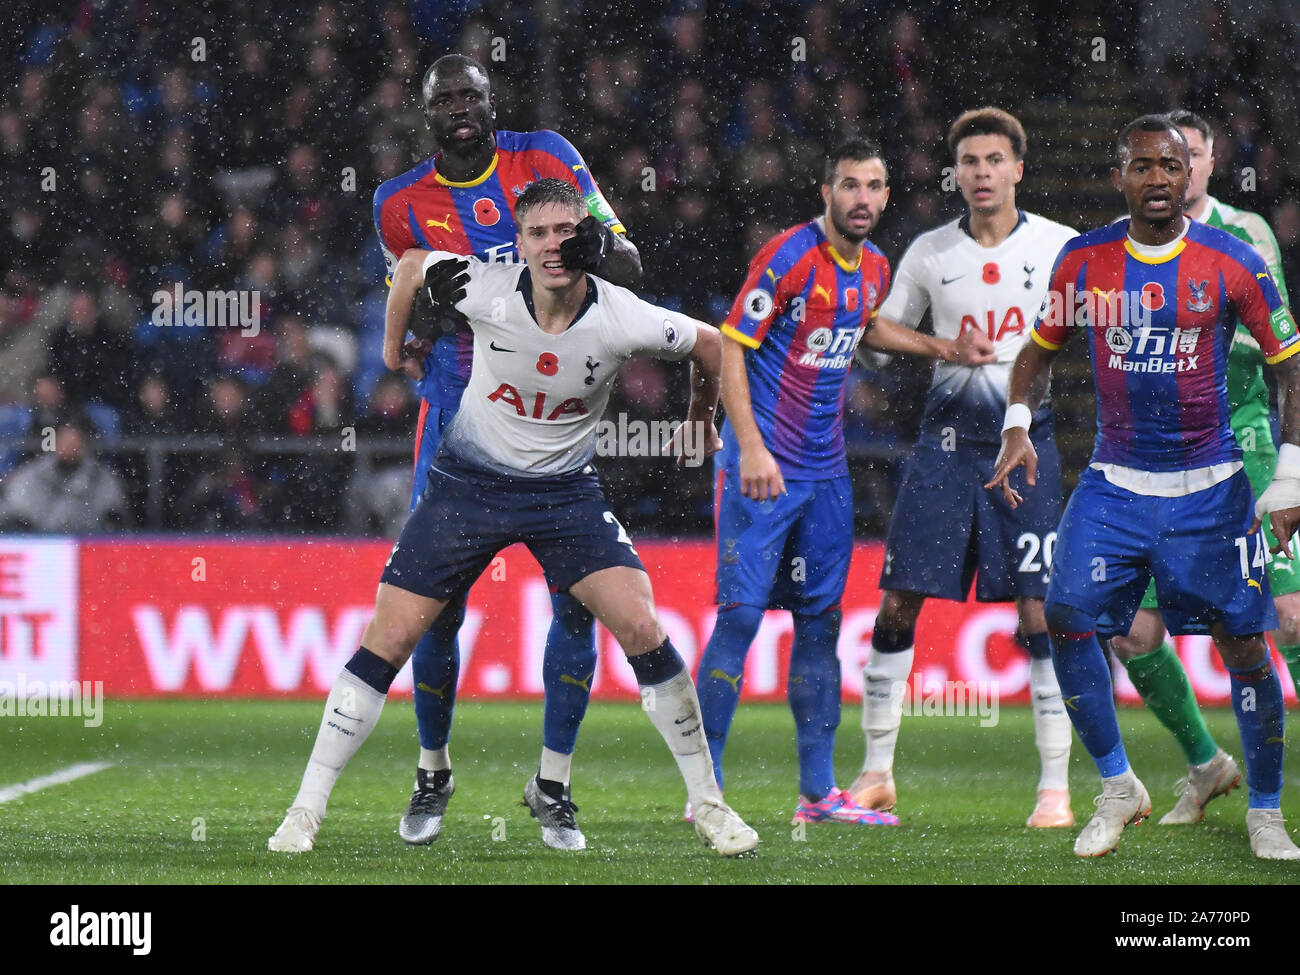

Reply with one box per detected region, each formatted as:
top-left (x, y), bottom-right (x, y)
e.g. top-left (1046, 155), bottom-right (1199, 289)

top-left (1109, 109), bottom-right (1300, 826)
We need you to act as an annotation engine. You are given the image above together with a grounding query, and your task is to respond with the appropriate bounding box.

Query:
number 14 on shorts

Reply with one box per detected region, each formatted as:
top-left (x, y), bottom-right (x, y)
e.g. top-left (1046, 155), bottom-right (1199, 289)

top-left (1234, 533), bottom-right (1268, 577)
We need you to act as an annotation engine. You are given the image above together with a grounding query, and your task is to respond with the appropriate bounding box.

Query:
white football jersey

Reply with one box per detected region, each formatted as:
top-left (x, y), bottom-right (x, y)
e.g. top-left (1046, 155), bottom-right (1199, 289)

top-left (421, 251), bottom-right (699, 476)
top-left (878, 211), bottom-right (1078, 444)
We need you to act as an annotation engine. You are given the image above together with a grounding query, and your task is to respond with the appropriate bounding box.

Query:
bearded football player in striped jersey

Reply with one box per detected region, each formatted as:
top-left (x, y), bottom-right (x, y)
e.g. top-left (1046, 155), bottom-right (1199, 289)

top-left (695, 137), bottom-right (994, 826)
top-left (989, 115), bottom-right (1300, 860)
top-left (372, 55), bottom-right (640, 848)
top-left (849, 109), bottom-right (1080, 827)
top-left (271, 178), bottom-right (758, 857)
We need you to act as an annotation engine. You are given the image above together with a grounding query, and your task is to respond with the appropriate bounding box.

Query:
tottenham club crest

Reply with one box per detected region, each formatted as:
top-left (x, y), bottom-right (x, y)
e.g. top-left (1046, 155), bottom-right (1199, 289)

top-left (1105, 326), bottom-right (1133, 355)
top-left (1187, 278), bottom-right (1211, 313)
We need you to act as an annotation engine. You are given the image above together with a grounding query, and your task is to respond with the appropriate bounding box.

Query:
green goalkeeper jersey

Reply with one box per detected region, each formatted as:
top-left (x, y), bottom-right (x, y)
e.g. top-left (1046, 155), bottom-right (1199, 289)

top-left (1203, 194), bottom-right (1292, 426)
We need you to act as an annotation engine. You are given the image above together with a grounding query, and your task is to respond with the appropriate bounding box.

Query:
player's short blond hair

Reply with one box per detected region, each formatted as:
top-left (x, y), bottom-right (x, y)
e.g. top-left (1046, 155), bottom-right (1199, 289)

top-left (947, 107), bottom-right (1027, 160)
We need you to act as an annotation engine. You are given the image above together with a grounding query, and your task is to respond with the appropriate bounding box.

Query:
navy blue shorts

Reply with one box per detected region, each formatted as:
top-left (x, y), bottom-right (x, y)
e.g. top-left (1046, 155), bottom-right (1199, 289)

top-left (1047, 466), bottom-right (1276, 638)
top-left (714, 469), bottom-right (853, 614)
top-left (881, 437), bottom-right (1063, 602)
top-left (382, 457), bottom-right (646, 601)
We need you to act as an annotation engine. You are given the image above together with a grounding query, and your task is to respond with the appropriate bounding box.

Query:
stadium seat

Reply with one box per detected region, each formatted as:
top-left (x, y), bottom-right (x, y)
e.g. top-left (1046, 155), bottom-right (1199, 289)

top-left (0, 405), bottom-right (31, 439)
top-left (85, 402), bottom-right (122, 445)
top-left (0, 405), bottom-right (31, 479)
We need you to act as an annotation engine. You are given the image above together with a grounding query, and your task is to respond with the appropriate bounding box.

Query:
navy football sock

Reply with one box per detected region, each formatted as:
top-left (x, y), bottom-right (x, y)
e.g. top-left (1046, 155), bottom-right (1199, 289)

top-left (1227, 658), bottom-right (1285, 808)
top-left (790, 611), bottom-right (842, 800)
top-left (1020, 630), bottom-right (1052, 660)
top-left (344, 646), bottom-right (400, 693)
top-left (541, 590), bottom-right (598, 756)
top-left (1044, 602), bottom-right (1128, 778)
top-left (696, 604), bottom-right (764, 789)
top-left (626, 637), bottom-right (687, 685)
top-left (410, 598), bottom-right (464, 751)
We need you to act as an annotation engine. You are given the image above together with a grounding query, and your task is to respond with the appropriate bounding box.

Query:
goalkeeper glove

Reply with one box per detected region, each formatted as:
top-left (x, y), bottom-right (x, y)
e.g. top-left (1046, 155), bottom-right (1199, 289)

top-left (411, 257), bottom-right (470, 339)
top-left (560, 215), bottom-right (612, 271)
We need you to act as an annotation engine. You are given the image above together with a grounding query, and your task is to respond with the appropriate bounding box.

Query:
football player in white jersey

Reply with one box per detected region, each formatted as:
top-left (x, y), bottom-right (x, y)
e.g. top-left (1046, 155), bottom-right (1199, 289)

top-left (850, 108), bottom-right (1081, 827)
top-left (270, 179), bottom-right (759, 857)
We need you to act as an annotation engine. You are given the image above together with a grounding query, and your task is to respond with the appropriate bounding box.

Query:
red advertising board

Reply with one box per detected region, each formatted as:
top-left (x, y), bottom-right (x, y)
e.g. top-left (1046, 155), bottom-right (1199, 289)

top-left (65, 538), bottom-right (1288, 705)
top-left (0, 538), bottom-right (78, 687)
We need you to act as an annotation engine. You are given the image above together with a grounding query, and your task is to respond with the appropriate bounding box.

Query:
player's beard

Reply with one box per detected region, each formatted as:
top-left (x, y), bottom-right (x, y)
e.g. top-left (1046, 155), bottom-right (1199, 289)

top-left (830, 205), bottom-right (872, 244)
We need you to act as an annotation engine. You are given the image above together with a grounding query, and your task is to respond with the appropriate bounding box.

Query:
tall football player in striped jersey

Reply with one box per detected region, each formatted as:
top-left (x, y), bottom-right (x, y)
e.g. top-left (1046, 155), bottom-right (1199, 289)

top-left (990, 116), bottom-right (1300, 859)
top-left (849, 108), bottom-right (1079, 827)
top-left (372, 55), bottom-right (641, 847)
top-left (695, 138), bottom-right (992, 827)
top-left (1109, 109), bottom-right (1300, 826)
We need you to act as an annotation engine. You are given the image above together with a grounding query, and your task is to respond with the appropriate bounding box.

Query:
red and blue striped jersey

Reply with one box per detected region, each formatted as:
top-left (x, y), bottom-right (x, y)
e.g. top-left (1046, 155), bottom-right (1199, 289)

top-left (720, 219), bottom-right (890, 479)
top-left (1031, 218), bottom-right (1300, 472)
top-left (372, 130), bottom-right (623, 408)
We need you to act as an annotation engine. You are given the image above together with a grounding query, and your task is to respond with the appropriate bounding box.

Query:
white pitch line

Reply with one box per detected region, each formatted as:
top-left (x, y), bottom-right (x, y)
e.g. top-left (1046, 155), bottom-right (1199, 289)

top-left (0, 761), bottom-right (113, 803)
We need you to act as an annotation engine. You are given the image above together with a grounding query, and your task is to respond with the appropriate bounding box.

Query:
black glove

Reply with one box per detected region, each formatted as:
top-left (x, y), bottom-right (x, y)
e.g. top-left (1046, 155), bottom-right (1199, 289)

top-left (560, 215), bottom-right (612, 271)
top-left (411, 257), bottom-right (470, 339)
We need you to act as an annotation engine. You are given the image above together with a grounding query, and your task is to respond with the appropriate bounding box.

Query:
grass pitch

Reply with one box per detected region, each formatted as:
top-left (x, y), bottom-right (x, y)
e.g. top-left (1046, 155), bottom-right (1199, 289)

top-left (1, 699), bottom-right (1295, 885)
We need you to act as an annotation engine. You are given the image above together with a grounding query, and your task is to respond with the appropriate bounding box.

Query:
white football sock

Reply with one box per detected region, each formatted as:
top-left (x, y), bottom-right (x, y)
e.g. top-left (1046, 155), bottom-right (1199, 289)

top-left (419, 746), bottom-right (450, 773)
top-left (291, 669), bottom-right (387, 818)
top-left (861, 646), bottom-right (913, 773)
top-left (1030, 657), bottom-right (1071, 791)
top-left (640, 669), bottom-right (723, 807)
top-left (539, 746), bottom-right (572, 786)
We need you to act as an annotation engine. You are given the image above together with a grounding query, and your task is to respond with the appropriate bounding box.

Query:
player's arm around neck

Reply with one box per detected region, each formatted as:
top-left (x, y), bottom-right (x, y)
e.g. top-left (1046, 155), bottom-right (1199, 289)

top-left (383, 248), bottom-right (434, 375)
top-left (985, 337), bottom-right (1060, 508)
top-left (720, 332), bottom-right (785, 500)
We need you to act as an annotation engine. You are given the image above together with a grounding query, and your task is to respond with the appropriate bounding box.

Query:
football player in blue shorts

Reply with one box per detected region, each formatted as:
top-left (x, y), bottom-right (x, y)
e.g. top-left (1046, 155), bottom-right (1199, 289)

top-left (695, 137), bottom-right (993, 826)
top-left (271, 179), bottom-right (758, 857)
top-left (849, 109), bottom-right (1080, 827)
top-left (1107, 109), bottom-right (1300, 826)
top-left (373, 55), bottom-right (641, 846)
top-left (989, 114), bottom-right (1300, 859)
